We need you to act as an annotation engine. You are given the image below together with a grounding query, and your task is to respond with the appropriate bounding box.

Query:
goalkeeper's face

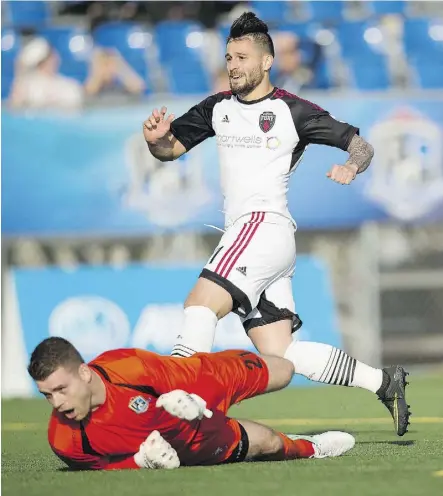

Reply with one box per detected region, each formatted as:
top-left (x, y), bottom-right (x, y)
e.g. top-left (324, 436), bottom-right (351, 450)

top-left (37, 364), bottom-right (93, 421)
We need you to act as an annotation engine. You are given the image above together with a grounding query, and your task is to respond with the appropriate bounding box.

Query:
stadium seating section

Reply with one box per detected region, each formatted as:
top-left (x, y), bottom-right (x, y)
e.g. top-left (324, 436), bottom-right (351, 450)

top-left (1, 0), bottom-right (442, 98)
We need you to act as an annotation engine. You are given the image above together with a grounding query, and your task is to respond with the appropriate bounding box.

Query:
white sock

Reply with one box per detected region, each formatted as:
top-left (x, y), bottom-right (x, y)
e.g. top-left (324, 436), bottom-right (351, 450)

top-left (284, 341), bottom-right (383, 393)
top-left (170, 306), bottom-right (218, 357)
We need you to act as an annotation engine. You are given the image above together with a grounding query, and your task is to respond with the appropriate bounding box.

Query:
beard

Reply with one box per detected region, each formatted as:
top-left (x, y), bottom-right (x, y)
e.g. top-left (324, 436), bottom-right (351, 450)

top-left (229, 66), bottom-right (265, 98)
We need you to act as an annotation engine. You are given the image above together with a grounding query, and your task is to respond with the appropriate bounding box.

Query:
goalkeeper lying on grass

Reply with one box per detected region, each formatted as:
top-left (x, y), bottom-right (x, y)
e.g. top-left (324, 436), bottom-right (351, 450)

top-left (28, 337), bottom-right (355, 470)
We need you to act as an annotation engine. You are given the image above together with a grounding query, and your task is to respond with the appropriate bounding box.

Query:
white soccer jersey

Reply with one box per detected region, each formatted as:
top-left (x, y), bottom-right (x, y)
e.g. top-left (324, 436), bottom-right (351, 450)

top-left (171, 87), bottom-right (359, 227)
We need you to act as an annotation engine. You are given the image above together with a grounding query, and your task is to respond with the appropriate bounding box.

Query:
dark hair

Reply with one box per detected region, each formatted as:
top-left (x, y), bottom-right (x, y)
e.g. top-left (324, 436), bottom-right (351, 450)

top-left (27, 337), bottom-right (85, 381)
top-left (228, 12), bottom-right (275, 57)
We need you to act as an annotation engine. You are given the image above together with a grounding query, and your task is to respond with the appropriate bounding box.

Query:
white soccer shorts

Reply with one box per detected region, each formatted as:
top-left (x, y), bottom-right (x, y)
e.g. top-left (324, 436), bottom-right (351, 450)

top-left (200, 212), bottom-right (299, 329)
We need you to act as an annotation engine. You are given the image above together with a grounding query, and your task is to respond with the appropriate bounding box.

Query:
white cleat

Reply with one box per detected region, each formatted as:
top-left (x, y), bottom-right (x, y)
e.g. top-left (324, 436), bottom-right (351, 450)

top-left (287, 431), bottom-right (355, 459)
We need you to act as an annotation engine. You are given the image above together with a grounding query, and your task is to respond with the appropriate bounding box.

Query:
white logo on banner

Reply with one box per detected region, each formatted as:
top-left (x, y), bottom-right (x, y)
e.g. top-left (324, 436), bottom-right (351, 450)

top-left (49, 296), bottom-right (130, 357)
top-left (131, 304), bottom-right (252, 352)
top-left (49, 300), bottom-right (252, 356)
top-left (131, 304), bottom-right (183, 352)
top-left (365, 107), bottom-right (443, 221)
top-left (122, 133), bottom-right (212, 227)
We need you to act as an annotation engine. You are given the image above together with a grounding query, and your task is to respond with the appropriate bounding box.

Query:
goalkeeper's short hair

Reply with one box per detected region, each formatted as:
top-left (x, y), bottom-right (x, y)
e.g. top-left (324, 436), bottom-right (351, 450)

top-left (28, 337), bottom-right (85, 381)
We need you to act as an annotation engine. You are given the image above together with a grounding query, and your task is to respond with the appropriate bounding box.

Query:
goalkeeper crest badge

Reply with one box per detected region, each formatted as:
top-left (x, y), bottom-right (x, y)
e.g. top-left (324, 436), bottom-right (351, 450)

top-left (129, 396), bottom-right (150, 414)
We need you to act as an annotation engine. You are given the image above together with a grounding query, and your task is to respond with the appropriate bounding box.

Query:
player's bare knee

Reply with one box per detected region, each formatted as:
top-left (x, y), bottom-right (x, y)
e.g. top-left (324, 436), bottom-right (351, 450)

top-left (184, 277), bottom-right (233, 318)
top-left (261, 355), bottom-right (294, 392)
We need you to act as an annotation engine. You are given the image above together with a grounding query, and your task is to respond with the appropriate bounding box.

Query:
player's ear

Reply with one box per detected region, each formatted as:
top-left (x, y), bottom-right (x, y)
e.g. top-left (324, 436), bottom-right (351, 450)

top-left (79, 363), bottom-right (92, 383)
top-left (263, 54), bottom-right (273, 72)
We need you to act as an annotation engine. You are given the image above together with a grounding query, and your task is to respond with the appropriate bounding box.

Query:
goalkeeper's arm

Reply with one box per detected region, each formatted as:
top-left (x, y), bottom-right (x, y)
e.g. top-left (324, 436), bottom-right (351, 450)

top-left (53, 431), bottom-right (180, 471)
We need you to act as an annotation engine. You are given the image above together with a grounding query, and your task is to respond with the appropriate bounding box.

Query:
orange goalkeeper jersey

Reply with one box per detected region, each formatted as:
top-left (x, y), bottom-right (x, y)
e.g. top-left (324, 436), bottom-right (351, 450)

top-left (48, 348), bottom-right (268, 470)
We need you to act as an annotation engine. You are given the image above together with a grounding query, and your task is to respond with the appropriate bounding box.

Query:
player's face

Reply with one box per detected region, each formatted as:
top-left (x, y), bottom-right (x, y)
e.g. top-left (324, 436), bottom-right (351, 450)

top-left (225, 37), bottom-right (268, 96)
top-left (36, 364), bottom-right (93, 421)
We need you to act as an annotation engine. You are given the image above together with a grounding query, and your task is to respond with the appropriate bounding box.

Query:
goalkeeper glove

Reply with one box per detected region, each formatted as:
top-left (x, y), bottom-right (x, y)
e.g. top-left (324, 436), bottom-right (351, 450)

top-left (156, 389), bottom-right (213, 421)
top-left (134, 430), bottom-right (180, 469)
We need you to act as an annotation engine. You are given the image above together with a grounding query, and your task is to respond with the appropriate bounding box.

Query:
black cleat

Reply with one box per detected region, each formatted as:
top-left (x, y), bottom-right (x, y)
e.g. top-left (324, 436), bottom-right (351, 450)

top-left (376, 365), bottom-right (411, 436)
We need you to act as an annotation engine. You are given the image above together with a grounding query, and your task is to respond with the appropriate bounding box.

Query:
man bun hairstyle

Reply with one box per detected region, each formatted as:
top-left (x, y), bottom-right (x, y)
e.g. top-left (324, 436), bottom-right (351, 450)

top-left (228, 12), bottom-right (275, 57)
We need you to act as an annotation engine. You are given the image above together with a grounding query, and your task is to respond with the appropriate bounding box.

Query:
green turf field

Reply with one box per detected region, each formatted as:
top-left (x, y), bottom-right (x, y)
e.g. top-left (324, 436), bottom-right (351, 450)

top-left (2, 373), bottom-right (443, 496)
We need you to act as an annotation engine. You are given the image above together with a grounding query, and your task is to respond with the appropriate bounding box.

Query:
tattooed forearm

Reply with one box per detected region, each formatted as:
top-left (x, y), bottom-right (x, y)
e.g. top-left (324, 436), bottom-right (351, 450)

top-left (345, 134), bottom-right (374, 174)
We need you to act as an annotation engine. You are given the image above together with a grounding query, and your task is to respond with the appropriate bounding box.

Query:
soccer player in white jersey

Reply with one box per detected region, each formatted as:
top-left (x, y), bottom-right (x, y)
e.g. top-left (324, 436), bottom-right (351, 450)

top-left (143, 12), bottom-right (410, 436)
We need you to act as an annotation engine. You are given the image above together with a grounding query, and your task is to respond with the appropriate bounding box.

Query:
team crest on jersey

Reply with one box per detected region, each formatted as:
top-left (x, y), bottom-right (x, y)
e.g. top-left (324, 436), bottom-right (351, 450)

top-left (129, 395), bottom-right (150, 414)
top-left (364, 107), bottom-right (443, 221)
top-left (259, 111), bottom-right (276, 133)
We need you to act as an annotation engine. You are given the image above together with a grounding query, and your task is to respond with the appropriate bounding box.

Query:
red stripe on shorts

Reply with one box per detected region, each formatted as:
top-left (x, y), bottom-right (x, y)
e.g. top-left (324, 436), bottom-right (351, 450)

top-left (221, 212), bottom-right (265, 278)
top-left (215, 212), bottom-right (257, 276)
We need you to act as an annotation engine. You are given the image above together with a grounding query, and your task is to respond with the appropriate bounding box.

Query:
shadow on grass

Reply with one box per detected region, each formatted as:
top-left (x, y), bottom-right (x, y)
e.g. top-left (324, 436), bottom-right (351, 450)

top-left (357, 440), bottom-right (415, 446)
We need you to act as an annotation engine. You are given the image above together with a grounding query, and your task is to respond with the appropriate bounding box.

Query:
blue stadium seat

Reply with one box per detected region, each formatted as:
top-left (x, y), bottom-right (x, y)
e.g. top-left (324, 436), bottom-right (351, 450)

top-left (154, 21), bottom-right (210, 94)
top-left (93, 21), bottom-right (150, 54)
top-left (335, 22), bottom-right (391, 90)
top-left (38, 27), bottom-right (91, 83)
top-left (5, 1), bottom-right (50, 29)
top-left (403, 18), bottom-right (443, 58)
top-left (309, 58), bottom-right (332, 89)
top-left (93, 22), bottom-right (152, 92)
top-left (347, 56), bottom-right (390, 90)
top-left (1, 29), bottom-right (21, 99)
top-left (336, 21), bottom-right (385, 57)
top-left (248, 1), bottom-right (291, 24)
top-left (277, 22), bottom-right (313, 40)
top-left (305, 1), bottom-right (345, 23)
top-left (154, 20), bottom-right (206, 63)
top-left (403, 19), bottom-right (443, 87)
top-left (411, 60), bottom-right (443, 88)
top-left (369, 1), bottom-right (406, 17)
top-left (166, 58), bottom-right (211, 95)
top-left (218, 24), bottom-right (230, 45)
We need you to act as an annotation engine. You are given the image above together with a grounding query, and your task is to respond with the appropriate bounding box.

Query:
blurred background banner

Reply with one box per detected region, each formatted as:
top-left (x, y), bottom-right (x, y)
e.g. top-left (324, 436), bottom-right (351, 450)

top-left (2, 255), bottom-right (341, 396)
top-left (2, 1), bottom-right (443, 398)
top-left (3, 95), bottom-right (443, 237)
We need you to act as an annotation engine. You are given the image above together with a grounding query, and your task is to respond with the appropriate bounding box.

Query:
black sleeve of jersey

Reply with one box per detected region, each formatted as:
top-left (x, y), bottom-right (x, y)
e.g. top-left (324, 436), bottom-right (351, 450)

top-left (288, 98), bottom-right (359, 151)
top-left (298, 112), bottom-right (359, 151)
top-left (170, 93), bottom-right (224, 152)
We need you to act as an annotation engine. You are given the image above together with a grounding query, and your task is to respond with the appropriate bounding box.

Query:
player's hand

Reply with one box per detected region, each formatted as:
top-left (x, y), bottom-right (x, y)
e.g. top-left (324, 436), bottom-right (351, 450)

top-left (156, 390), bottom-right (213, 421)
top-left (143, 106), bottom-right (175, 144)
top-left (134, 430), bottom-right (180, 469)
top-left (326, 163), bottom-right (358, 185)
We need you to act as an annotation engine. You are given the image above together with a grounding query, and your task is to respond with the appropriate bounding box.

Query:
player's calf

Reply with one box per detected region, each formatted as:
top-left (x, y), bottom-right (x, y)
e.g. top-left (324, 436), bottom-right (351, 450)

top-left (238, 419), bottom-right (355, 462)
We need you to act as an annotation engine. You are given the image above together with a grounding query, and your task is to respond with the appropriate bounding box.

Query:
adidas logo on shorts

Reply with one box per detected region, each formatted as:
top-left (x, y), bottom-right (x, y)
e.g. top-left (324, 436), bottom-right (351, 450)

top-left (236, 266), bottom-right (247, 276)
